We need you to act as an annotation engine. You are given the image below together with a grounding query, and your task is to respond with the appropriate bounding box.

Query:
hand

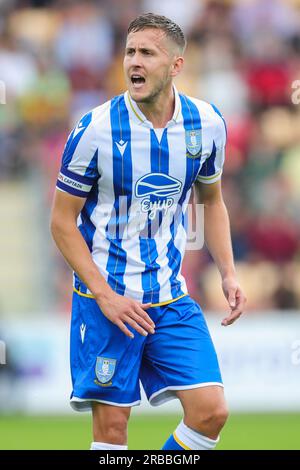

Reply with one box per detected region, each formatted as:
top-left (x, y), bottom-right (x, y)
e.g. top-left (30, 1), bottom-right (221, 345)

top-left (221, 277), bottom-right (246, 326)
top-left (96, 291), bottom-right (155, 338)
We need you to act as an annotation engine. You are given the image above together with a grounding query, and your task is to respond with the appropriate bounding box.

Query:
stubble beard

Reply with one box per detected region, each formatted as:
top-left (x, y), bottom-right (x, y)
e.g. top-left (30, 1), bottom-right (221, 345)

top-left (133, 76), bottom-right (171, 104)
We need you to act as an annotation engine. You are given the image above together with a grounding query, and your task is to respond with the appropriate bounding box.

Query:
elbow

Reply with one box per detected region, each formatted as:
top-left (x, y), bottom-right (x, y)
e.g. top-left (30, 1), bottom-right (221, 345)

top-left (50, 209), bottom-right (67, 241)
top-left (50, 211), bottom-right (77, 242)
top-left (50, 213), bottom-right (60, 241)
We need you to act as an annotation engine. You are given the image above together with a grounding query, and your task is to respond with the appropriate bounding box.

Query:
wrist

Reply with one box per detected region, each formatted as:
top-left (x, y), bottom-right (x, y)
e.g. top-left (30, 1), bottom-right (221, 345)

top-left (220, 268), bottom-right (236, 281)
top-left (93, 285), bottom-right (115, 304)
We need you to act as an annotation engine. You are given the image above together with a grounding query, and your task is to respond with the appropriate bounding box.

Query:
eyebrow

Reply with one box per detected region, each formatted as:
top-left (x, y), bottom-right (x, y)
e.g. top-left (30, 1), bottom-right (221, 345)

top-left (125, 46), bottom-right (155, 53)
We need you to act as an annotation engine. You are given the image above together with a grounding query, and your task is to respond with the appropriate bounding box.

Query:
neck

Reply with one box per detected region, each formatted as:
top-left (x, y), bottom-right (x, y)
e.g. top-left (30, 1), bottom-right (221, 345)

top-left (137, 85), bottom-right (175, 128)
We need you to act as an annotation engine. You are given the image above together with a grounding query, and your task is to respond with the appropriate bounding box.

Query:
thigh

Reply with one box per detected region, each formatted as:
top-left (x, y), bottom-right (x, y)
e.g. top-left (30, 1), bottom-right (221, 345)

top-left (140, 296), bottom-right (223, 406)
top-left (176, 385), bottom-right (226, 415)
top-left (70, 292), bottom-right (147, 410)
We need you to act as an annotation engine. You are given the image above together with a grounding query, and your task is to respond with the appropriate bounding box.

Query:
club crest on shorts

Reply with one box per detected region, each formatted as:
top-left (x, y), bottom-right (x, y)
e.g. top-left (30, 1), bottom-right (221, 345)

top-left (185, 129), bottom-right (202, 158)
top-left (95, 357), bottom-right (116, 384)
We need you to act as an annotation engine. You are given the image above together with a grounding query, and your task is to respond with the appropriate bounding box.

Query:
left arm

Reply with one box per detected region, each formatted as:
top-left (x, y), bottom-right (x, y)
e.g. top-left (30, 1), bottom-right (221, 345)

top-left (195, 180), bottom-right (246, 325)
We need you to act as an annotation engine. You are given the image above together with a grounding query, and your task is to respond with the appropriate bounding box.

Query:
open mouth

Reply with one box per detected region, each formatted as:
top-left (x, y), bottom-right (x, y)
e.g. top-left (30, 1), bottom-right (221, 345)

top-left (131, 74), bottom-right (146, 88)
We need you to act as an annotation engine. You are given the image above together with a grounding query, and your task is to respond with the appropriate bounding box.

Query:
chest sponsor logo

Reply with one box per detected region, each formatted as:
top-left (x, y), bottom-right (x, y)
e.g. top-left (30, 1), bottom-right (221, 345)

top-left (135, 173), bottom-right (182, 220)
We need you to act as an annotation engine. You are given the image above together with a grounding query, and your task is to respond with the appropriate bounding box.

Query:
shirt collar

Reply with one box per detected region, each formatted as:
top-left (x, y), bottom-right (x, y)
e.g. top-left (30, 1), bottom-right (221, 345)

top-left (124, 85), bottom-right (181, 128)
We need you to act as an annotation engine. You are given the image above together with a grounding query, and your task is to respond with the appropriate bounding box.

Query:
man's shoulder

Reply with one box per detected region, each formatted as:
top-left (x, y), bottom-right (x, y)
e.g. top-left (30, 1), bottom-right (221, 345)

top-left (179, 93), bottom-right (223, 122)
top-left (88, 98), bottom-right (113, 126)
top-left (72, 95), bottom-right (125, 142)
top-left (181, 94), bottom-right (221, 119)
top-left (179, 93), bottom-right (226, 145)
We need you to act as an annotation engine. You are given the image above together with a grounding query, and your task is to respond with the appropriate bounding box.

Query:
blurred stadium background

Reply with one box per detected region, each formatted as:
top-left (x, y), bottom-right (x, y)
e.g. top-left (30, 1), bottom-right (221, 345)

top-left (0, 0), bottom-right (300, 450)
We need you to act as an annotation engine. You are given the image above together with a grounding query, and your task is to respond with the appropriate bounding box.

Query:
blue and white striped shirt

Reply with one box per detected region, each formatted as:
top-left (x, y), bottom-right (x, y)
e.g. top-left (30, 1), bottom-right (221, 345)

top-left (56, 87), bottom-right (226, 305)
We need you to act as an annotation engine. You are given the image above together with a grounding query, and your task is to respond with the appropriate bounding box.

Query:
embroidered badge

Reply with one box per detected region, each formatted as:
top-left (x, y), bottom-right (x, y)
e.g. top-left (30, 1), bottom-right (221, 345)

top-left (95, 357), bottom-right (116, 385)
top-left (185, 129), bottom-right (202, 158)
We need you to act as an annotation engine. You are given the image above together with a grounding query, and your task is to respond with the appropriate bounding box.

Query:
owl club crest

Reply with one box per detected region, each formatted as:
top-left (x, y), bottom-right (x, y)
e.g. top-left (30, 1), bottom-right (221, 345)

top-left (95, 357), bottom-right (116, 384)
top-left (185, 129), bottom-right (202, 158)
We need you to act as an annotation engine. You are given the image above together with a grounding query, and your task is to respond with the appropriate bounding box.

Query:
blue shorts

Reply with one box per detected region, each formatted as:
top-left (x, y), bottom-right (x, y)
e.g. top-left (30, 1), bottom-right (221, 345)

top-left (70, 292), bottom-right (223, 411)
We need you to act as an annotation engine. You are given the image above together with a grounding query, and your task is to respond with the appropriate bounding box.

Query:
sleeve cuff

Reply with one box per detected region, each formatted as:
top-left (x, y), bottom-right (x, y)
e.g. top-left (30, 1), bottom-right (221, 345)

top-left (196, 169), bottom-right (222, 185)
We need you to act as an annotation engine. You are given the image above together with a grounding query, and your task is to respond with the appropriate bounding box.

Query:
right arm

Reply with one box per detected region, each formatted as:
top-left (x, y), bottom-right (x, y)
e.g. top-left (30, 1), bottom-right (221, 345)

top-left (50, 189), bottom-right (155, 338)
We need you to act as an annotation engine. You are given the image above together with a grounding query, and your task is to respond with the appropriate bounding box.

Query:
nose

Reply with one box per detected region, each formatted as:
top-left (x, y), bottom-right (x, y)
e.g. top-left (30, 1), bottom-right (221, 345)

top-left (129, 52), bottom-right (143, 69)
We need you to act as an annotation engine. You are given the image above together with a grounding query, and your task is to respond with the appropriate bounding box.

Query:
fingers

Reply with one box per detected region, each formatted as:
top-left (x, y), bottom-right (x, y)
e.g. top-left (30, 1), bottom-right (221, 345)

top-left (135, 304), bottom-right (155, 330)
top-left (228, 288), bottom-right (237, 309)
top-left (115, 320), bottom-right (135, 339)
top-left (140, 302), bottom-right (152, 310)
top-left (221, 309), bottom-right (242, 326)
top-left (131, 311), bottom-right (155, 334)
top-left (123, 315), bottom-right (149, 337)
top-left (116, 311), bottom-right (154, 339)
top-left (222, 288), bottom-right (246, 326)
top-left (116, 302), bottom-right (155, 338)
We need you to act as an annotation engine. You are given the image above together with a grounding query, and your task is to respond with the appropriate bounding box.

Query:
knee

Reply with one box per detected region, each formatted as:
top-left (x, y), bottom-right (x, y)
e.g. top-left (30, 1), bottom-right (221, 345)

top-left (186, 404), bottom-right (229, 435)
top-left (207, 405), bottom-right (229, 430)
top-left (203, 404), bottom-right (229, 430)
top-left (106, 416), bottom-right (128, 444)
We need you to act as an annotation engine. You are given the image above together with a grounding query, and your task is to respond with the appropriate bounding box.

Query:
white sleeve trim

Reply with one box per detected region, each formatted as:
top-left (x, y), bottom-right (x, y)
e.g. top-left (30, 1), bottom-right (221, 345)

top-left (196, 169), bottom-right (223, 184)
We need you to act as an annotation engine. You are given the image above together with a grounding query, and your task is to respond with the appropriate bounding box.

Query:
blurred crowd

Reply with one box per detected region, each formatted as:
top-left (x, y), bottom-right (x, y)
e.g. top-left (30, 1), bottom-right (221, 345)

top-left (1, 0), bottom-right (300, 313)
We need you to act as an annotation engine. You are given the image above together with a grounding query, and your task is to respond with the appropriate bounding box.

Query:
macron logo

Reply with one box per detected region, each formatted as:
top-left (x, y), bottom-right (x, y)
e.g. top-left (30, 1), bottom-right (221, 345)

top-left (73, 121), bottom-right (86, 138)
top-left (115, 140), bottom-right (128, 156)
top-left (80, 323), bottom-right (86, 344)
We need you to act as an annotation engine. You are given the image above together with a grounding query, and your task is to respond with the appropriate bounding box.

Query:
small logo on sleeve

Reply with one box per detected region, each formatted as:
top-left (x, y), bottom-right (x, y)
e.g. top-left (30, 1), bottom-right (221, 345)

top-left (73, 120), bottom-right (86, 138)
